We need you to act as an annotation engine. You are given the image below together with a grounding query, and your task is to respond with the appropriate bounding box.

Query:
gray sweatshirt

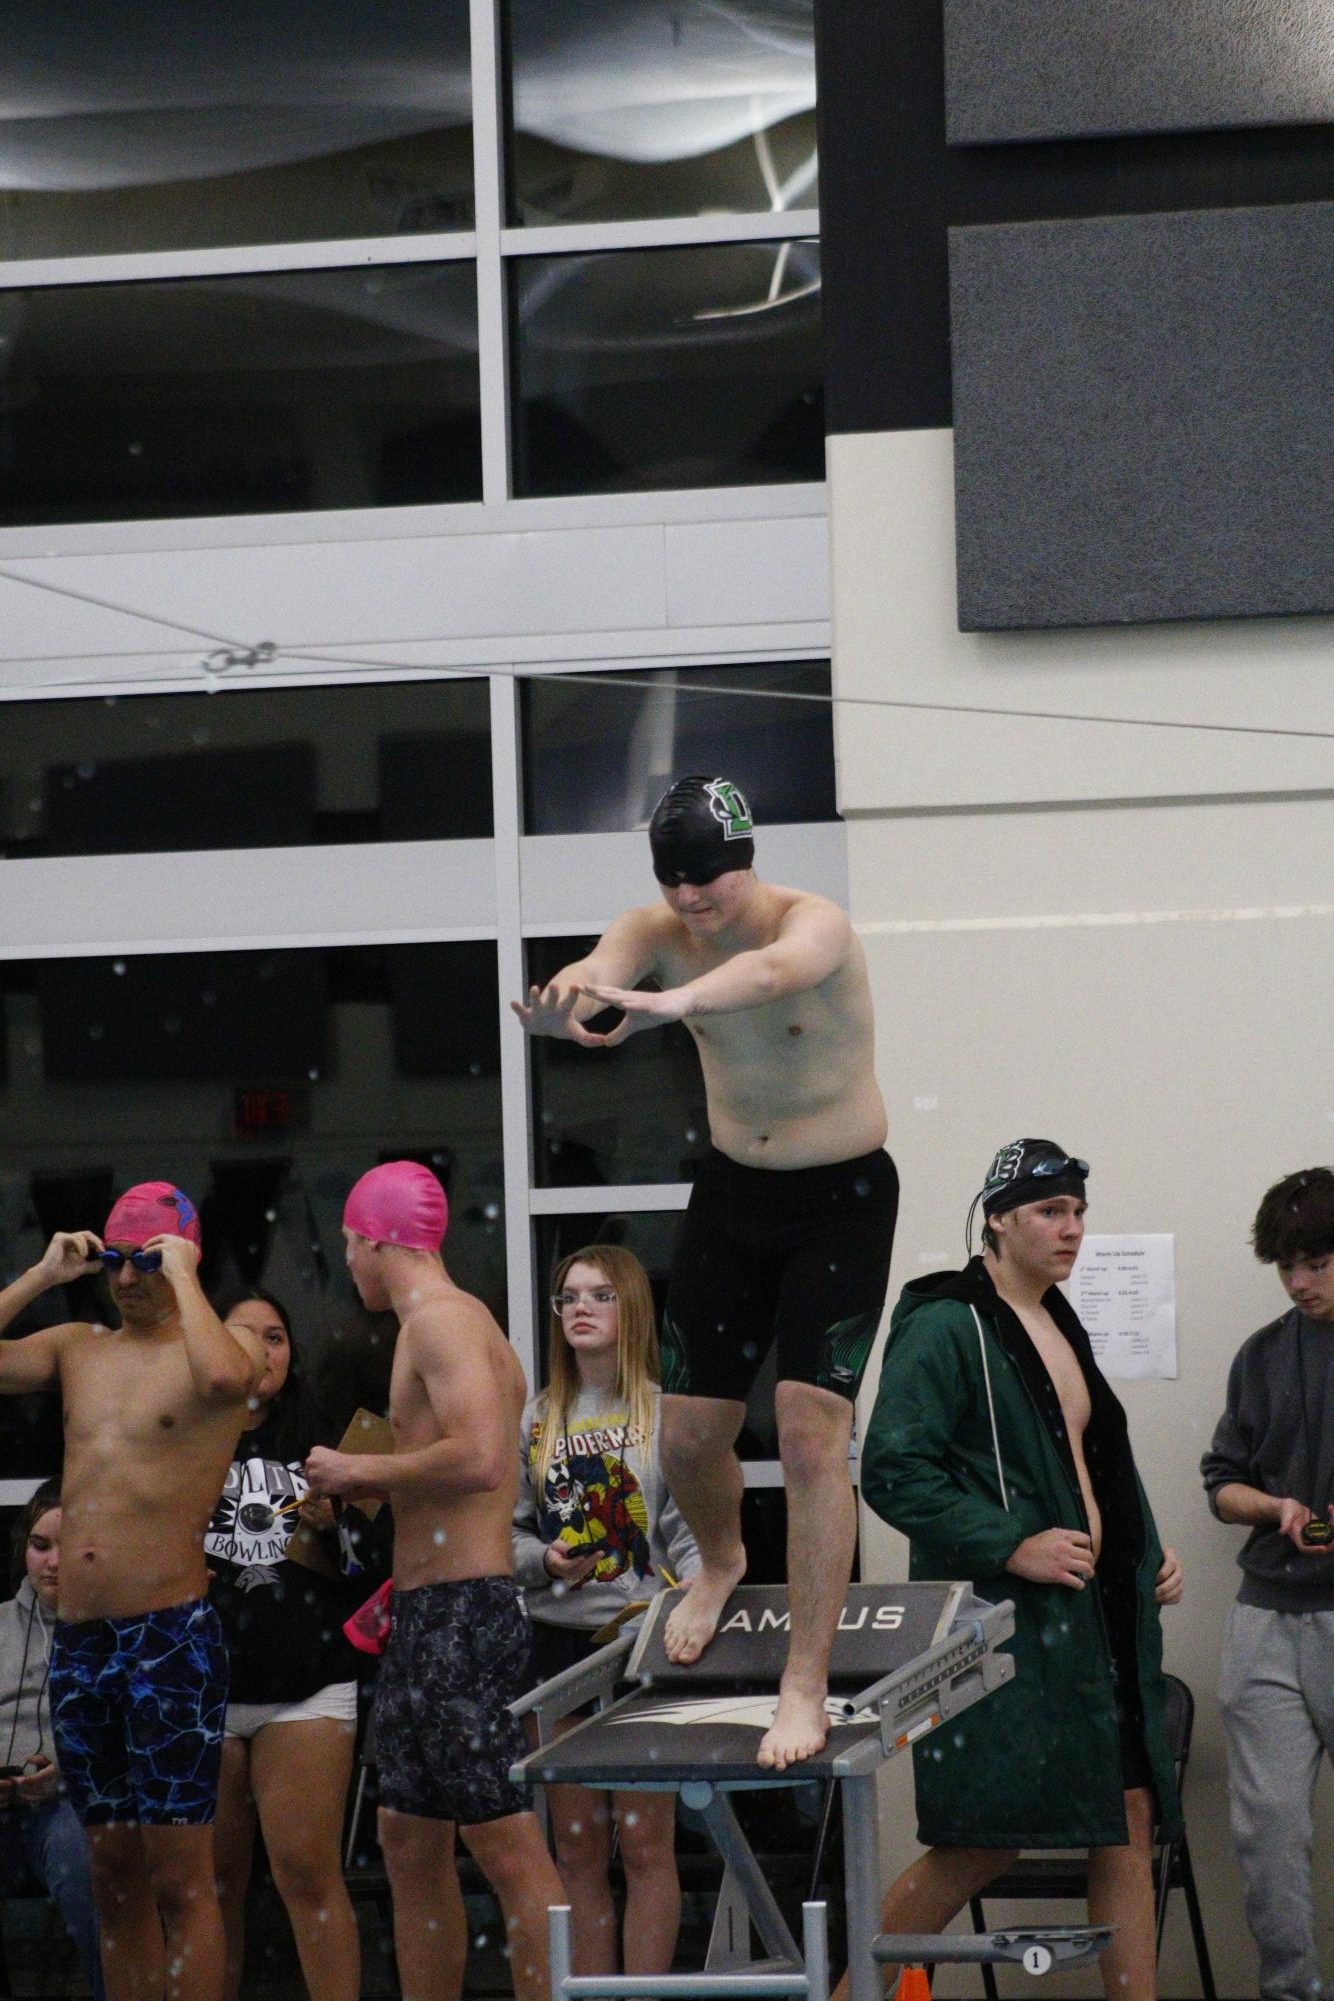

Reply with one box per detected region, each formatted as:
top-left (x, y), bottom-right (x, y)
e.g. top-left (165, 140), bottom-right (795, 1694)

top-left (513, 1385), bottom-right (699, 1629)
top-left (1201, 1306), bottom-right (1334, 1612)
top-left (0, 1579), bottom-right (57, 1772)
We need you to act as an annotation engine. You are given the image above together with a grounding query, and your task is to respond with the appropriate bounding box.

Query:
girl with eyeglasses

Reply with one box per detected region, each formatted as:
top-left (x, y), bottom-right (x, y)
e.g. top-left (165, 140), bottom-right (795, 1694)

top-left (513, 1244), bottom-right (699, 1985)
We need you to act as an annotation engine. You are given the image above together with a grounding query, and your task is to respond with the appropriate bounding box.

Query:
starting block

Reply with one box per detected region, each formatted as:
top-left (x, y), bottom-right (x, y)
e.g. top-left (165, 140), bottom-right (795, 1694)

top-left (513, 1581), bottom-right (1016, 2001)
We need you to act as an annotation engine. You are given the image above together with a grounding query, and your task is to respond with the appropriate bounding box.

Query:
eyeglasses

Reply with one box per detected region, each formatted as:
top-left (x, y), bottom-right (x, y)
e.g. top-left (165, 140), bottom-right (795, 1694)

top-left (96, 1248), bottom-right (163, 1273)
top-left (551, 1288), bottom-right (618, 1313)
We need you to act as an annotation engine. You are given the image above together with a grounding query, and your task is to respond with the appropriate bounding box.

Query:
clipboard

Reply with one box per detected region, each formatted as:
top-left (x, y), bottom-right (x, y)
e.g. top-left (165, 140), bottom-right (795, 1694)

top-left (286, 1407), bottom-right (394, 1577)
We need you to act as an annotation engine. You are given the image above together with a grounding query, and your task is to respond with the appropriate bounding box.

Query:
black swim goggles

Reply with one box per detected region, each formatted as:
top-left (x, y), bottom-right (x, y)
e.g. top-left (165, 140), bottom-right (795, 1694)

top-left (993, 1152), bottom-right (1089, 1192)
top-left (96, 1247), bottom-right (163, 1273)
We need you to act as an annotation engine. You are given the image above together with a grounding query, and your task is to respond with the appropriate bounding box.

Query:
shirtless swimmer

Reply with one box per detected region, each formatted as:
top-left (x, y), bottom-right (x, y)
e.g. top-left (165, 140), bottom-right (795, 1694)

top-left (513, 775), bottom-right (899, 1768)
top-left (304, 1161), bottom-right (564, 2001)
top-left (0, 1181), bottom-right (264, 2001)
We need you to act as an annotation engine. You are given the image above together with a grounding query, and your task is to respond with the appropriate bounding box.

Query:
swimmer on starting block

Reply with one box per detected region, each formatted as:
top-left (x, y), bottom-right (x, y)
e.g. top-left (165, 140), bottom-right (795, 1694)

top-left (513, 775), bottom-right (899, 1769)
top-left (305, 1160), bottom-right (564, 2001)
top-left (0, 1182), bottom-right (265, 2001)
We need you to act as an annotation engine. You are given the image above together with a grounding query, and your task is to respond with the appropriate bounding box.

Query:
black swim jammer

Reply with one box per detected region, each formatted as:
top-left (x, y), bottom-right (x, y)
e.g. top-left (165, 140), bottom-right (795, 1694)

top-left (660, 1146), bottom-right (899, 1403)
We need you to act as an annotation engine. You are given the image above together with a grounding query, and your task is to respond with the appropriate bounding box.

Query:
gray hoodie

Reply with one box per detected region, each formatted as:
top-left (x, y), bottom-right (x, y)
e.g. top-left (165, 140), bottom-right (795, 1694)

top-left (0, 1578), bottom-right (57, 1772)
top-left (1202, 1306), bottom-right (1334, 1611)
top-left (514, 1385), bottom-right (699, 1629)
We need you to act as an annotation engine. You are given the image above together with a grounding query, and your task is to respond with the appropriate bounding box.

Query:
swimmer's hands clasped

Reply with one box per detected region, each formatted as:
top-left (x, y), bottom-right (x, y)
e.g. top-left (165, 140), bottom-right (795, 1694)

top-left (512, 980), bottom-right (684, 1047)
top-left (1007, 1527), bottom-right (1184, 1603)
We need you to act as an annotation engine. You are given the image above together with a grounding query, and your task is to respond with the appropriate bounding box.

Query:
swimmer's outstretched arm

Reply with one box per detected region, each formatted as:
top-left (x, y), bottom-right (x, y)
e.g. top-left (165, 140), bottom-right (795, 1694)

top-left (0, 1232), bottom-right (102, 1392)
top-left (145, 1234), bottom-right (264, 1403)
top-left (306, 1301), bottom-right (509, 1503)
top-left (510, 905), bottom-right (661, 1045)
top-left (585, 900), bottom-right (851, 1043)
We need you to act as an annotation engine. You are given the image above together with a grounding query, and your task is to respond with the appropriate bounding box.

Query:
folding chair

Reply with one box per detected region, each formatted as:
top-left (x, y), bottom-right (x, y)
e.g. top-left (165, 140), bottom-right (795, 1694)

top-left (968, 1674), bottom-right (1216, 2001)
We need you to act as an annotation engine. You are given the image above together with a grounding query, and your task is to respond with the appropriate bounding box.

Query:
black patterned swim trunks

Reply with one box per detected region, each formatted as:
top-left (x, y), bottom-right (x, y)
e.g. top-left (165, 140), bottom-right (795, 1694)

top-left (374, 1576), bottom-right (532, 1825)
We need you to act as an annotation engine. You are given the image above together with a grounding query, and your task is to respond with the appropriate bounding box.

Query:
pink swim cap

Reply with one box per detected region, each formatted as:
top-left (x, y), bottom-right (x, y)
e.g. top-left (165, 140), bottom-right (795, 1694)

top-left (344, 1161), bottom-right (447, 1253)
top-left (104, 1181), bottom-right (202, 1249)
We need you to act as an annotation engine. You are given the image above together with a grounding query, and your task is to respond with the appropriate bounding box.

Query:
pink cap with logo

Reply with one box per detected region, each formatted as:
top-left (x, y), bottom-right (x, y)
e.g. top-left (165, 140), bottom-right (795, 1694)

top-left (103, 1181), bottom-right (202, 1248)
top-left (343, 1161), bottom-right (447, 1252)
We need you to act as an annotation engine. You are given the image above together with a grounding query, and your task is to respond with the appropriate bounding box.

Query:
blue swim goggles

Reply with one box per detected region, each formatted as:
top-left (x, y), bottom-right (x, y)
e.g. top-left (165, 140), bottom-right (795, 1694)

top-left (96, 1247), bottom-right (163, 1273)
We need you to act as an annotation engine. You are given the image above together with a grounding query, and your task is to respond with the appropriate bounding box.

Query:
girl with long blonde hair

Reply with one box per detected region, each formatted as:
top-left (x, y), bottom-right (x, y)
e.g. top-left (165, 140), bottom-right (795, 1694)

top-left (514, 1243), bottom-right (698, 1982)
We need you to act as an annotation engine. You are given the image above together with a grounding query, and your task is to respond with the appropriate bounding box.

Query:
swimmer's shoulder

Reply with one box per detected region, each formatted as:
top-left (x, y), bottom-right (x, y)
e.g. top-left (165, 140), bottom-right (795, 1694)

top-left (404, 1282), bottom-right (504, 1357)
top-left (769, 884), bottom-right (856, 960)
top-left (611, 898), bottom-right (678, 958)
top-left (46, 1317), bottom-right (115, 1358)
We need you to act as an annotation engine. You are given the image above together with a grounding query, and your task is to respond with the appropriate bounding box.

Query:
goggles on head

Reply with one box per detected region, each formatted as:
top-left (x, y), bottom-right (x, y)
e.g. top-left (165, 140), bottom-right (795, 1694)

top-left (984, 1152), bottom-right (1090, 1196)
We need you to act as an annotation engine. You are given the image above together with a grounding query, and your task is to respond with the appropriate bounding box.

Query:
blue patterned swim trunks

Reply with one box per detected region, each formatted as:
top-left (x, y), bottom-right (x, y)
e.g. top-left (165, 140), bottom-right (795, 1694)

top-left (50, 1598), bottom-right (227, 1826)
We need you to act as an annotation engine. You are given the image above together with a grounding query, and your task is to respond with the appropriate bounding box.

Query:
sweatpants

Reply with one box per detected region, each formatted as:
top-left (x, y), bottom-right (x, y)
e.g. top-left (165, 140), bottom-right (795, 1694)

top-left (1219, 1602), bottom-right (1334, 2001)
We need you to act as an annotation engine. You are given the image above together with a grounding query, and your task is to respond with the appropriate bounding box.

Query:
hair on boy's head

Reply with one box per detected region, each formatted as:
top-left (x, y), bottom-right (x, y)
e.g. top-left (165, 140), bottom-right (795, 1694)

top-left (1252, 1168), bottom-right (1334, 1266)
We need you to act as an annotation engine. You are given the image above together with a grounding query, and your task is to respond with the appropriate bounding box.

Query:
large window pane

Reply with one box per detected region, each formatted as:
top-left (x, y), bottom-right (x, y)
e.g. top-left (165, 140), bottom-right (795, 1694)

top-left (507, 0), bottom-right (816, 225)
top-left (522, 661), bottom-right (836, 834)
top-left (510, 241), bottom-right (822, 496)
top-left (0, 943), bottom-right (505, 1477)
top-left (0, 681), bottom-right (491, 859)
top-left (0, 4), bottom-right (473, 258)
top-left (528, 938), bottom-right (708, 1190)
top-left (0, 264), bottom-right (480, 527)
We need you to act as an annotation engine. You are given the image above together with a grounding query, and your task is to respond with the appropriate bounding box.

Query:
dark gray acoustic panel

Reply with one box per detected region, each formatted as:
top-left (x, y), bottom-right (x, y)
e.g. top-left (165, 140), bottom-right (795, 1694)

top-left (944, 0), bottom-right (1334, 145)
top-left (948, 203), bottom-right (1334, 632)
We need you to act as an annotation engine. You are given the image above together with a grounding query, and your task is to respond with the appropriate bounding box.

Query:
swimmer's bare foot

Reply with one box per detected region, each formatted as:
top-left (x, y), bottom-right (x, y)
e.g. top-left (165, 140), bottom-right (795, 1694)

top-left (663, 1555), bottom-right (746, 1665)
top-left (757, 1682), bottom-right (830, 1770)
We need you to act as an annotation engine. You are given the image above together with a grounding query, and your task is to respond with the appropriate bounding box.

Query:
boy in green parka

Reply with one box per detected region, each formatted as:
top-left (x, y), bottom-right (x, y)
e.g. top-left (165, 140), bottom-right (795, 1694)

top-left (858, 1139), bottom-right (1183, 2001)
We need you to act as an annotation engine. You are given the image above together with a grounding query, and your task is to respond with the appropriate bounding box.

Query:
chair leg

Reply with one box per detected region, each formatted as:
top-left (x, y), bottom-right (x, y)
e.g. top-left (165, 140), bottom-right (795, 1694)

top-left (1176, 1840), bottom-right (1218, 2001)
top-left (968, 1899), bottom-right (1000, 2001)
top-left (1153, 1841), bottom-right (1174, 1955)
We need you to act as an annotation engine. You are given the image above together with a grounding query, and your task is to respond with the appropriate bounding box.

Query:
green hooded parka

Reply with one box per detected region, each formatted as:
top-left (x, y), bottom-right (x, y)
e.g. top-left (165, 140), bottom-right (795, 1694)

top-left (861, 1259), bottom-right (1181, 1849)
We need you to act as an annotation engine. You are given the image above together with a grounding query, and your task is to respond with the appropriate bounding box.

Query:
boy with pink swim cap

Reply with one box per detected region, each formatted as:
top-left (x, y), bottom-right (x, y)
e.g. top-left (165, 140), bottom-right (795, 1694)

top-left (341, 1158), bottom-right (448, 1252)
top-left (306, 1160), bottom-right (563, 2001)
top-left (0, 1180), bottom-right (264, 2001)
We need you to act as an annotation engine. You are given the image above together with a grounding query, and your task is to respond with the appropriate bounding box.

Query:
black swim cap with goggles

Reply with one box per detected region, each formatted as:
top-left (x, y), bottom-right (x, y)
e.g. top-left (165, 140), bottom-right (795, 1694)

top-left (965, 1138), bottom-right (1089, 1253)
top-left (649, 775), bottom-right (756, 887)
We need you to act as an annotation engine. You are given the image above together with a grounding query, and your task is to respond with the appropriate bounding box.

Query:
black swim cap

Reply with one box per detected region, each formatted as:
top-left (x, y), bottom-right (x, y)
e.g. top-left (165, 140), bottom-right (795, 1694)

top-left (649, 775), bottom-right (756, 886)
top-left (979, 1138), bottom-right (1089, 1218)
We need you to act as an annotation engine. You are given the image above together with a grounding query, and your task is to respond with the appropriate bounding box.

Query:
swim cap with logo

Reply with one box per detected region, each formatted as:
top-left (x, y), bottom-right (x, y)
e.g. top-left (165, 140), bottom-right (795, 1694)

top-left (963, 1140), bottom-right (1089, 1254)
top-left (343, 1161), bottom-right (448, 1252)
top-left (104, 1181), bottom-right (202, 1249)
top-left (979, 1138), bottom-right (1089, 1218)
top-left (649, 775), bottom-right (756, 886)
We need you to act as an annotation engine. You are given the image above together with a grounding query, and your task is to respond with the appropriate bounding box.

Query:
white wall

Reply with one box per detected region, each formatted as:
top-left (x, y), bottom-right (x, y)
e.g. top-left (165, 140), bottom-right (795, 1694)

top-left (830, 428), bottom-right (1334, 1997)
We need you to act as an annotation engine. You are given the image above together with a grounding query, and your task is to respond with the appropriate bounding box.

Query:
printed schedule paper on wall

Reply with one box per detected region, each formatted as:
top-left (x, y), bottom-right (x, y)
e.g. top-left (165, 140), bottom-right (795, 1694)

top-left (1063, 1234), bottom-right (1177, 1381)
